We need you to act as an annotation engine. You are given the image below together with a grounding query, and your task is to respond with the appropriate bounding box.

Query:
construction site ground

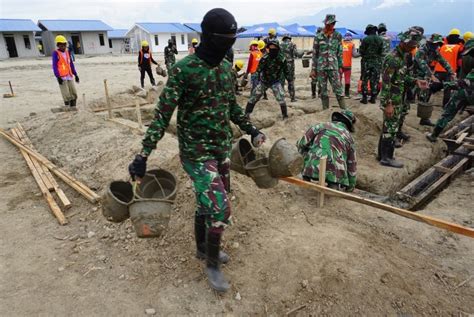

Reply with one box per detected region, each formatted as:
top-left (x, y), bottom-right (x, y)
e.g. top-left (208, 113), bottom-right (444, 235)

top-left (0, 54), bottom-right (473, 316)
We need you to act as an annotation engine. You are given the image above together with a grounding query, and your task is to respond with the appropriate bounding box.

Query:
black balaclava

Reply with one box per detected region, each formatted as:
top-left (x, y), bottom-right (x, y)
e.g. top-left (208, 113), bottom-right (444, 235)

top-left (168, 40), bottom-right (173, 48)
top-left (446, 34), bottom-right (461, 45)
top-left (196, 8), bottom-right (237, 67)
top-left (366, 27), bottom-right (377, 36)
top-left (269, 46), bottom-right (279, 58)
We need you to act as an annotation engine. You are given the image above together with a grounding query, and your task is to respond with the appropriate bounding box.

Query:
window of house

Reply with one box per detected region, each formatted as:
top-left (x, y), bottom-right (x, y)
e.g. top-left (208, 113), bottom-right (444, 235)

top-left (23, 35), bottom-right (31, 49)
top-left (109, 39), bottom-right (113, 48)
top-left (99, 33), bottom-right (105, 46)
top-left (181, 34), bottom-right (185, 45)
top-left (154, 35), bottom-right (159, 46)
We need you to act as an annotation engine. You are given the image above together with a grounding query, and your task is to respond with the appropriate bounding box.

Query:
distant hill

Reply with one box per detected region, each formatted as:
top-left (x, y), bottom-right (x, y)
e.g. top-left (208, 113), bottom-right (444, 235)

top-left (283, 0), bottom-right (473, 34)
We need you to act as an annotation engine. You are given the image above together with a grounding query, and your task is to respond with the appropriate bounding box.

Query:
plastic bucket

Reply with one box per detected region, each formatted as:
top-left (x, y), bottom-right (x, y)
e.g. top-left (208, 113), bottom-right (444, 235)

top-left (102, 181), bottom-right (134, 222)
top-left (268, 138), bottom-right (304, 177)
top-left (129, 199), bottom-right (172, 238)
top-left (137, 169), bottom-right (177, 201)
top-left (302, 58), bottom-right (310, 68)
top-left (230, 138), bottom-right (256, 176)
top-left (244, 158), bottom-right (278, 189)
top-left (417, 102), bottom-right (433, 119)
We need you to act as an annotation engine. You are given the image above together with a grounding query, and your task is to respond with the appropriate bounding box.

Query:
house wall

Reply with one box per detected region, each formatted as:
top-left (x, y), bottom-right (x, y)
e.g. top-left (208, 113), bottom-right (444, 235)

top-left (0, 32), bottom-right (39, 58)
top-left (128, 26), bottom-right (189, 53)
top-left (110, 38), bottom-right (130, 54)
top-left (42, 31), bottom-right (112, 56)
top-left (186, 32), bottom-right (201, 47)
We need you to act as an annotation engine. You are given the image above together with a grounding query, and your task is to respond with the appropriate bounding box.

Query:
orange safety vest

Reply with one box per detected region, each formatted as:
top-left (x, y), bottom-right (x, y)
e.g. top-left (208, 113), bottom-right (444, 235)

top-left (342, 41), bottom-right (354, 68)
top-left (56, 50), bottom-right (73, 77)
top-left (248, 50), bottom-right (262, 74)
top-left (434, 44), bottom-right (460, 73)
top-left (139, 49), bottom-right (153, 65)
top-left (410, 47), bottom-right (417, 57)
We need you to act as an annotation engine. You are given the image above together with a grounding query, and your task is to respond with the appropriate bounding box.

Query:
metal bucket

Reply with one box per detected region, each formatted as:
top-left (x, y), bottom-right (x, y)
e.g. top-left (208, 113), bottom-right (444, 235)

top-left (230, 138), bottom-right (256, 176)
top-left (268, 138), bottom-right (304, 177)
top-left (129, 199), bottom-right (172, 238)
top-left (244, 158), bottom-right (278, 189)
top-left (302, 58), bottom-right (310, 68)
top-left (417, 102), bottom-right (433, 119)
top-left (102, 181), bottom-right (133, 222)
top-left (137, 169), bottom-right (177, 201)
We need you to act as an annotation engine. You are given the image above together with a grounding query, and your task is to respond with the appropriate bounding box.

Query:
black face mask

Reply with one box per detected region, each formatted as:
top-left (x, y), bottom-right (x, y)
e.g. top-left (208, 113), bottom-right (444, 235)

top-left (469, 50), bottom-right (474, 57)
top-left (269, 48), bottom-right (279, 58)
top-left (427, 42), bottom-right (439, 51)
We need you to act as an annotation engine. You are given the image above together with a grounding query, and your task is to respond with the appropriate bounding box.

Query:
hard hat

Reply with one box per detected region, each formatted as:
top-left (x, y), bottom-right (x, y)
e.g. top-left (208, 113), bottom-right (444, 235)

top-left (268, 28), bottom-right (276, 36)
top-left (55, 35), bottom-right (67, 44)
top-left (257, 40), bottom-right (266, 50)
top-left (250, 40), bottom-right (258, 46)
top-left (463, 31), bottom-right (473, 42)
top-left (449, 28), bottom-right (461, 36)
top-left (235, 60), bottom-right (244, 69)
top-left (141, 40), bottom-right (149, 47)
top-left (192, 38), bottom-right (198, 44)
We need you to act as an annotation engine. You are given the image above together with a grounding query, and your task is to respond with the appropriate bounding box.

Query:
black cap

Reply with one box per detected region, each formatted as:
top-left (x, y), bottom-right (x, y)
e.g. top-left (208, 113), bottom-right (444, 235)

top-left (201, 8), bottom-right (237, 35)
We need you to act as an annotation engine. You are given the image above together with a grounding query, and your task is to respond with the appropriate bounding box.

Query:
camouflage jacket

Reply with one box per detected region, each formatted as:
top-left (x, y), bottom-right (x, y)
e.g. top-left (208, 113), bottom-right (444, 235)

top-left (256, 52), bottom-right (289, 85)
top-left (141, 54), bottom-right (256, 161)
top-left (414, 44), bottom-right (453, 79)
top-left (379, 32), bottom-right (392, 57)
top-left (360, 34), bottom-right (384, 65)
top-left (311, 30), bottom-right (343, 72)
top-left (380, 46), bottom-right (416, 108)
top-left (280, 40), bottom-right (297, 62)
top-left (297, 122), bottom-right (357, 190)
top-left (164, 45), bottom-right (178, 64)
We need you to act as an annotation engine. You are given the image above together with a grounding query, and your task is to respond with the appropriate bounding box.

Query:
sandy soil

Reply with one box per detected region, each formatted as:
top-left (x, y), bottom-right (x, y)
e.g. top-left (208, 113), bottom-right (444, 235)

top-left (0, 54), bottom-right (473, 316)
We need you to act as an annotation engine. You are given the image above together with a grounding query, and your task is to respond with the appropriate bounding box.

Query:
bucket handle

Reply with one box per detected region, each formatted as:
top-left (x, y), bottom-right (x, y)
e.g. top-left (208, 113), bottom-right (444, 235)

top-left (132, 173), bottom-right (167, 199)
top-left (131, 180), bottom-right (174, 203)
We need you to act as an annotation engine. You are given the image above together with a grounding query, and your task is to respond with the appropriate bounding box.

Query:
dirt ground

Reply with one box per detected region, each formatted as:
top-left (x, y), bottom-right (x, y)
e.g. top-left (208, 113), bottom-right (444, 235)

top-left (0, 53), bottom-right (473, 316)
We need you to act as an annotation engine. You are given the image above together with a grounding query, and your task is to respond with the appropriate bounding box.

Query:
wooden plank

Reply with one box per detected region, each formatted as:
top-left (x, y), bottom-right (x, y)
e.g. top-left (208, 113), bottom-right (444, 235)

top-left (318, 157), bottom-right (327, 208)
top-left (0, 128), bottom-right (100, 203)
top-left (455, 132), bottom-right (468, 144)
top-left (433, 165), bottom-right (453, 174)
top-left (455, 127), bottom-right (470, 138)
top-left (16, 124), bottom-right (72, 209)
top-left (281, 176), bottom-right (474, 239)
top-left (135, 99), bottom-right (143, 130)
top-left (91, 101), bottom-right (148, 113)
top-left (441, 115), bottom-right (474, 139)
top-left (104, 79), bottom-right (113, 119)
top-left (11, 129), bottom-right (67, 225)
top-left (109, 118), bottom-right (146, 134)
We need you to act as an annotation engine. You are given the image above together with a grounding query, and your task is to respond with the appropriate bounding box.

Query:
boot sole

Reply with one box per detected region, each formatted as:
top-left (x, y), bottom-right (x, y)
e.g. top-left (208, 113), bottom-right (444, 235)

top-left (196, 251), bottom-right (230, 264)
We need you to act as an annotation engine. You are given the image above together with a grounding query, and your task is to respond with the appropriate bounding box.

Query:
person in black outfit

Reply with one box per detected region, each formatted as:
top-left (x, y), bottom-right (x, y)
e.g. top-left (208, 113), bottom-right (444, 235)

top-left (138, 40), bottom-right (158, 88)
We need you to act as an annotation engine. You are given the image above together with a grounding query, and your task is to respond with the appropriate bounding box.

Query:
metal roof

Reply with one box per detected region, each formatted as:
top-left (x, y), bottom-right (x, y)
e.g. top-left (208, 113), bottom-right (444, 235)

top-left (183, 23), bottom-right (202, 33)
top-left (0, 19), bottom-right (41, 32)
top-left (237, 23), bottom-right (297, 38)
top-left (38, 19), bottom-right (113, 31)
top-left (108, 29), bottom-right (129, 39)
top-left (135, 23), bottom-right (192, 34)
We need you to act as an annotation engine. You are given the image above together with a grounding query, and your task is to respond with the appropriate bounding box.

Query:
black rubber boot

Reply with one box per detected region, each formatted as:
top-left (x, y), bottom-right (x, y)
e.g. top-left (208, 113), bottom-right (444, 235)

top-left (64, 101), bottom-right (70, 106)
top-left (263, 91), bottom-right (268, 100)
top-left (344, 84), bottom-right (350, 98)
top-left (397, 116), bottom-right (410, 141)
top-left (394, 138), bottom-right (403, 148)
top-left (376, 135), bottom-right (382, 161)
top-left (244, 102), bottom-right (256, 119)
top-left (195, 216), bottom-right (230, 264)
top-left (360, 93), bottom-right (368, 104)
top-left (426, 126), bottom-right (443, 143)
top-left (70, 99), bottom-right (77, 108)
top-left (280, 104), bottom-right (289, 120)
top-left (380, 139), bottom-right (404, 168)
top-left (206, 231), bottom-right (230, 293)
top-left (337, 96), bottom-right (347, 109)
top-left (311, 83), bottom-right (316, 99)
top-left (419, 118), bottom-right (435, 126)
top-left (369, 93), bottom-right (376, 104)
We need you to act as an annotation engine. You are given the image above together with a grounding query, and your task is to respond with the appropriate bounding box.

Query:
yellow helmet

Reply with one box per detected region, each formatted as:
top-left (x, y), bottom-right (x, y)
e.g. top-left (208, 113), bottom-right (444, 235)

top-left (250, 40), bottom-right (258, 46)
top-left (192, 38), bottom-right (198, 44)
top-left (235, 60), bottom-right (244, 69)
top-left (55, 35), bottom-right (67, 44)
top-left (141, 40), bottom-right (149, 47)
top-left (257, 40), bottom-right (266, 50)
top-left (449, 28), bottom-right (461, 36)
top-left (268, 28), bottom-right (276, 36)
top-left (463, 31), bottom-right (473, 41)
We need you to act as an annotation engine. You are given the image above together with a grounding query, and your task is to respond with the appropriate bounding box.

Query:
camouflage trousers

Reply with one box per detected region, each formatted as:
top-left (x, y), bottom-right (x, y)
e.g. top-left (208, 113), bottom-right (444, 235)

top-left (250, 73), bottom-right (259, 94)
top-left (165, 60), bottom-right (175, 72)
top-left (435, 88), bottom-right (474, 130)
top-left (248, 81), bottom-right (286, 106)
top-left (382, 103), bottom-right (403, 140)
top-left (282, 61), bottom-right (295, 98)
top-left (361, 61), bottom-right (381, 96)
top-left (181, 157), bottom-right (232, 234)
top-left (318, 70), bottom-right (343, 99)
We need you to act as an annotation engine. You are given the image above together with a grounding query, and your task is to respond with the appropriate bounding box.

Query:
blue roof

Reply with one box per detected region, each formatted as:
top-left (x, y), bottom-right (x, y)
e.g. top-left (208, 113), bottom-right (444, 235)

top-left (302, 25), bottom-right (318, 34)
top-left (238, 23), bottom-right (297, 38)
top-left (136, 23), bottom-right (192, 34)
top-left (284, 24), bottom-right (314, 37)
top-left (38, 20), bottom-right (112, 31)
top-left (108, 29), bottom-right (128, 39)
top-left (183, 23), bottom-right (201, 33)
top-left (301, 25), bottom-right (364, 39)
top-left (0, 19), bottom-right (41, 32)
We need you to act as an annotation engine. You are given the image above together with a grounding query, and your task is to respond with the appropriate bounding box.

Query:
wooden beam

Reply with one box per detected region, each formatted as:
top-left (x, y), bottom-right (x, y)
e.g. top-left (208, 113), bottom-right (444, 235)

top-left (103, 79), bottom-right (113, 119)
top-left (280, 176), bottom-right (474, 239)
top-left (91, 101), bottom-right (149, 113)
top-left (135, 99), bottom-right (143, 130)
top-left (318, 157), bottom-right (327, 208)
top-left (455, 132), bottom-right (468, 144)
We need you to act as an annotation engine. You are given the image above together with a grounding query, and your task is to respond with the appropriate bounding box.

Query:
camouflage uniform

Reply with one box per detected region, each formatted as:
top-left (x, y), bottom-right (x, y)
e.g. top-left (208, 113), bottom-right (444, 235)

top-left (379, 33), bottom-right (392, 58)
top-left (297, 121), bottom-right (357, 191)
top-left (280, 37), bottom-right (297, 101)
top-left (142, 53), bottom-right (257, 229)
top-left (360, 32), bottom-right (384, 98)
top-left (312, 28), bottom-right (345, 109)
top-left (164, 44), bottom-right (178, 71)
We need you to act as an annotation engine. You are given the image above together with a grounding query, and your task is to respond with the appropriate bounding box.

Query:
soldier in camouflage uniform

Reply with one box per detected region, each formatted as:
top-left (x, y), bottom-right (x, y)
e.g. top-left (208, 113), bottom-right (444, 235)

top-left (297, 110), bottom-right (357, 191)
top-left (263, 28), bottom-right (278, 47)
top-left (377, 29), bottom-right (425, 168)
top-left (128, 8), bottom-right (266, 293)
top-left (280, 34), bottom-right (297, 102)
top-left (378, 23), bottom-right (391, 58)
top-left (245, 40), bottom-right (290, 120)
top-left (310, 14), bottom-right (345, 109)
top-left (310, 27), bottom-right (323, 99)
top-left (164, 39), bottom-right (178, 72)
top-left (360, 24), bottom-right (384, 104)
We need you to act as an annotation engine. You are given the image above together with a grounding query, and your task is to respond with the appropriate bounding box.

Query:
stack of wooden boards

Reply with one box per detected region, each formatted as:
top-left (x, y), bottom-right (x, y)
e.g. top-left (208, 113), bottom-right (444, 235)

top-left (0, 124), bottom-right (100, 225)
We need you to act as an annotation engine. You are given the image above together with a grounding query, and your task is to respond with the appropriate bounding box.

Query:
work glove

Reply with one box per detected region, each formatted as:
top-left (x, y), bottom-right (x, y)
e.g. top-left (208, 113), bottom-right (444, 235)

top-left (56, 77), bottom-right (63, 85)
top-left (128, 154), bottom-right (147, 180)
top-left (250, 128), bottom-right (266, 147)
top-left (75, 75), bottom-right (80, 83)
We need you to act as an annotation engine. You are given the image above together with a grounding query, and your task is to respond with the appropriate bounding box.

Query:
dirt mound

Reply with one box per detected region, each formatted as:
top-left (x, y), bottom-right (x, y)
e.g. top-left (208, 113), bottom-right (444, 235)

top-left (88, 86), bottom-right (164, 112)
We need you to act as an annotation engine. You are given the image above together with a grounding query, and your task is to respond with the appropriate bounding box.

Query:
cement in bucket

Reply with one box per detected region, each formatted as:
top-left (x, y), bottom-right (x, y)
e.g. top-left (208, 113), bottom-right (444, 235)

top-left (137, 169), bottom-right (177, 201)
top-left (268, 138), bottom-right (304, 177)
top-left (129, 199), bottom-right (172, 238)
top-left (417, 102), bottom-right (433, 119)
top-left (102, 181), bottom-right (133, 223)
top-left (230, 138), bottom-right (256, 176)
top-left (245, 158), bottom-right (278, 189)
top-left (302, 58), bottom-right (310, 68)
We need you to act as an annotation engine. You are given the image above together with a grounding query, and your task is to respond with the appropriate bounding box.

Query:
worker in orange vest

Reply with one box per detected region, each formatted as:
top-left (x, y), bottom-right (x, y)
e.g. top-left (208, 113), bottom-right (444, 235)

top-left (340, 33), bottom-right (359, 98)
top-left (52, 35), bottom-right (79, 110)
top-left (434, 29), bottom-right (461, 105)
top-left (245, 40), bottom-right (263, 93)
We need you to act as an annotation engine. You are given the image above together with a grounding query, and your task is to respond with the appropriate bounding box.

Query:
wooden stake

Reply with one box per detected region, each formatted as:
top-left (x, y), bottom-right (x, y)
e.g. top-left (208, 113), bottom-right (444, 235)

top-left (11, 129), bottom-right (67, 225)
top-left (135, 99), bottom-right (143, 129)
top-left (318, 157), bottom-right (327, 208)
top-left (8, 81), bottom-right (14, 96)
top-left (82, 93), bottom-right (86, 110)
top-left (103, 79), bottom-right (112, 119)
top-left (280, 176), bottom-right (474, 239)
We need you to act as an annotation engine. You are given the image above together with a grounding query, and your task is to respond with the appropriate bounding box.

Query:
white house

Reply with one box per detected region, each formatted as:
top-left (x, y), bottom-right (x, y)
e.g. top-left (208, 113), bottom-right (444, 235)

top-left (183, 23), bottom-right (202, 46)
top-left (126, 23), bottom-right (192, 53)
top-left (0, 19), bottom-right (41, 59)
top-left (38, 19), bottom-right (113, 56)
top-left (107, 29), bottom-right (130, 54)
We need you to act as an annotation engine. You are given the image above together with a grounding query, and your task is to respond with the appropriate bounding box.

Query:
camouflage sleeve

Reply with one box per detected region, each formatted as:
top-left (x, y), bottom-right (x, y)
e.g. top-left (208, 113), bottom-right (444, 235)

top-left (337, 37), bottom-right (343, 69)
top-left (292, 43), bottom-right (297, 59)
top-left (256, 56), bottom-right (265, 79)
top-left (229, 97), bottom-right (255, 135)
top-left (282, 57), bottom-right (290, 81)
top-left (415, 50), bottom-right (431, 79)
top-left (297, 125), bottom-right (318, 154)
top-left (437, 52), bottom-right (454, 76)
top-left (359, 39), bottom-right (366, 56)
top-left (380, 57), bottom-right (396, 108)
top-left (311, 36), bottom-right (319, 71)
top-left (141, 67), bottom-right (184, 155)
top-left (346, 136), bottom-right (357, 191)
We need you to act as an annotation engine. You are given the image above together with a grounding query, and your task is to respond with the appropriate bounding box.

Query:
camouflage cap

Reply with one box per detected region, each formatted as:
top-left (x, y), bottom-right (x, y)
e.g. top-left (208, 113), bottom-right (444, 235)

top-left (378, 23), bottom-right (387, 31)
top-left (428, 33), bottom-right (444, 44)
top-left (399, 28), bottom-right (423, 45)
top-left (409, 25), bottom-right (425, 35)
top-left (462, 39), bottom-right (474, 55)
top-left (282, 33), bottom-right (292, 40)
top-left (266, 39), bottom-right (280, 48)
top-left (323, 14), bottom-right (337, 24)
top-left (332, 110), bottom-right (356, 132)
